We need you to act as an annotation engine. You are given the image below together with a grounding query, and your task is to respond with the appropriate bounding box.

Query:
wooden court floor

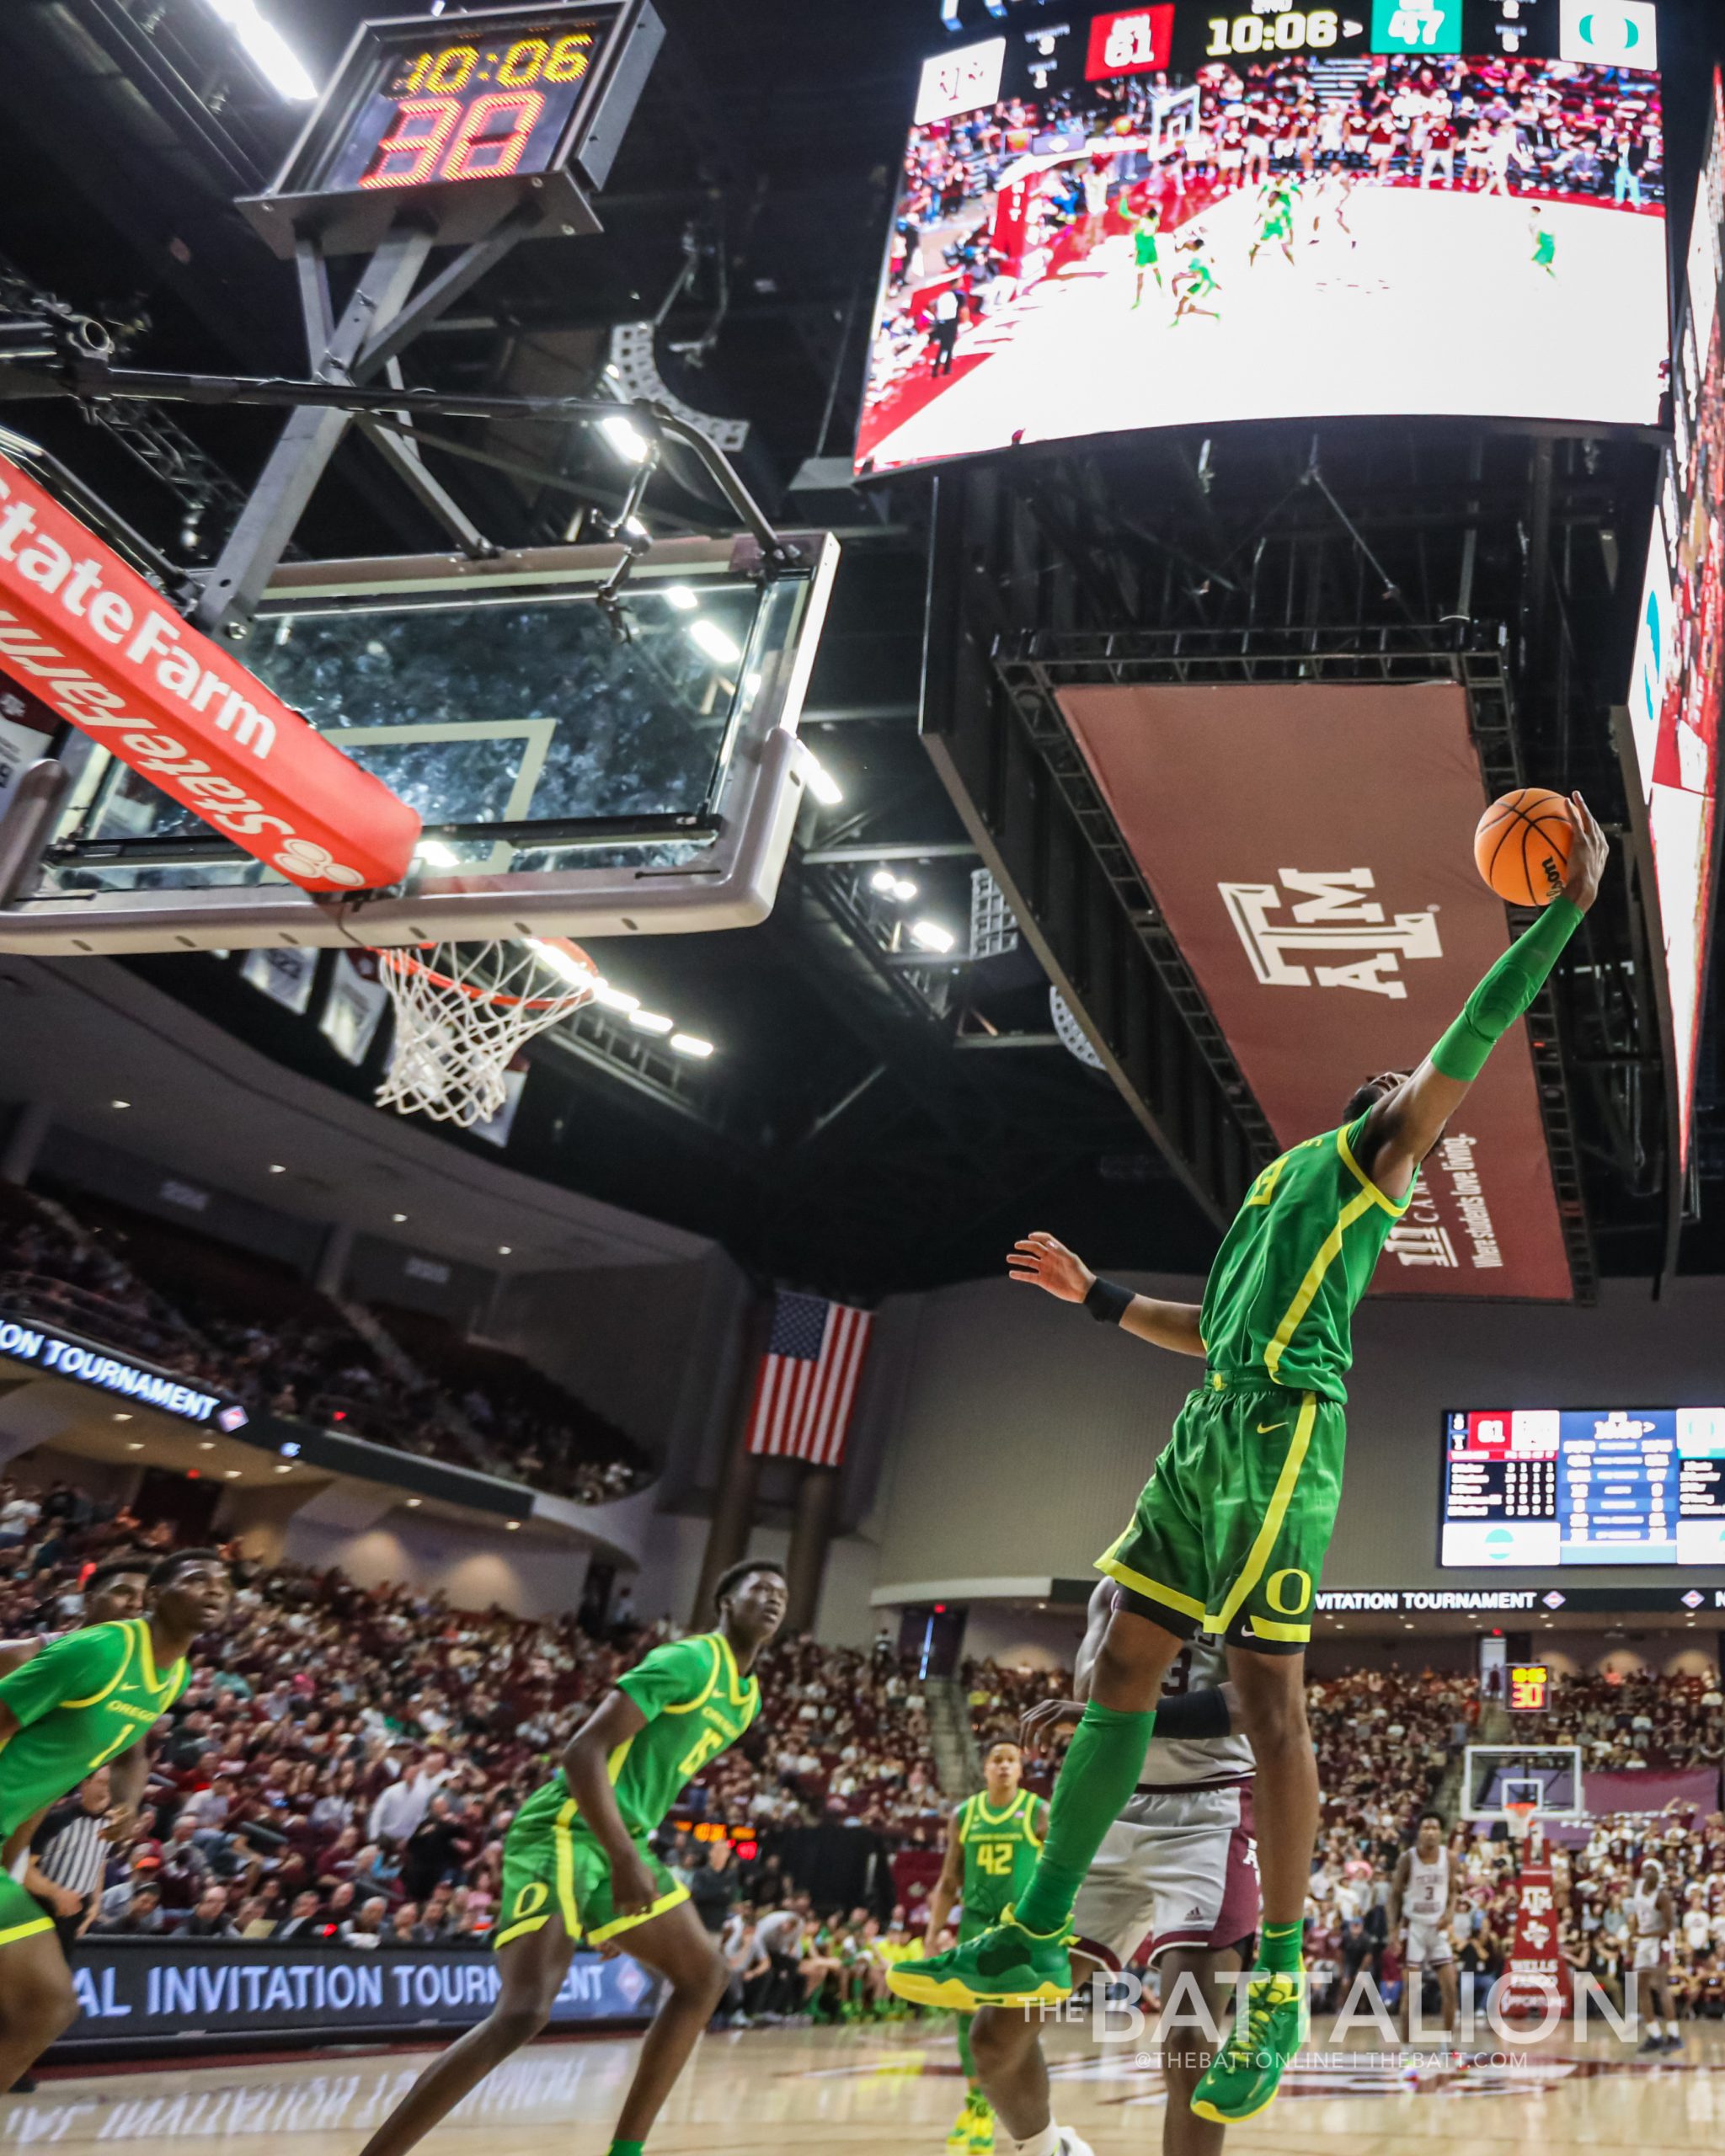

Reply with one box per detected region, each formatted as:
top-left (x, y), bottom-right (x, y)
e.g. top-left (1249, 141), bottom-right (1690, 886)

top-left (10, 2017), bottom-right (1725, 2156)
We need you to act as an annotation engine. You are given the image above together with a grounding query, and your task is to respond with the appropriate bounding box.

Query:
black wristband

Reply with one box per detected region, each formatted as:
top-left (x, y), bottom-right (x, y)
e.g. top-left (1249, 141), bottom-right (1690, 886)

top-left (1084, 1277), bottom-right (1134, 1326)
top-left (1147, 1686), bottom-right (1232, 1741)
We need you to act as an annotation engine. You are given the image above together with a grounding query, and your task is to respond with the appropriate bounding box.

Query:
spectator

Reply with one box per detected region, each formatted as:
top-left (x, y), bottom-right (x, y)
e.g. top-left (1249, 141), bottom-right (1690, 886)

top-left (184, 1886), bottom-right (237, 1940)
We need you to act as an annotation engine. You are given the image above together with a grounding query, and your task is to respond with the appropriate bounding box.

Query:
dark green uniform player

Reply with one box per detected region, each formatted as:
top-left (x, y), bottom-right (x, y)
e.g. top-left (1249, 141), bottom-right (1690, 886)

top-left (926, 1743), bottom-right (1047, 2154)
top-left (498, 1628), bottom-right (761, 1951)
top-left (893, 798), bottom-right (1612, 2137)
top-left (0, 1619), bottom-right (190, 1945)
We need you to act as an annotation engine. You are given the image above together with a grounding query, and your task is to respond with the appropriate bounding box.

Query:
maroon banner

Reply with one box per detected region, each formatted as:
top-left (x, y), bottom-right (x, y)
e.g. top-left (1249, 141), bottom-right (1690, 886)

top-left (1498, 1851), bottom-right (1572, 2017)
top-left (1058, 681), bottom-right (1573, 1300)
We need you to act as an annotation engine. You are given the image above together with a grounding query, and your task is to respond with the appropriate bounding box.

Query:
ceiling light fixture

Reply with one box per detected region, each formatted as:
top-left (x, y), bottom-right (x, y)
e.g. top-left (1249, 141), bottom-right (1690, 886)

top-left (505, 1519), bottom-right (521, 1531)
top-left (527, 937), bottom-right (599, 992)
top-left (870, 867), bottom-right (899, 894)
top-left (416, 839), bottom-right (461, 868)
top-left (892, 878), bottom-right (919, 901)
top-left (670, 1033), bottom-right (714, 1059)
top-left (663, 585), bottom-right (699, 611)
top-left (687, 617), bottom-right (742, 666)
top-left (225, 1470), bottom-right (242, 1480)
top-left (801, 751), bottom-right (842, 807)
top-left (111, 1099), bottom-right (131, 1110)
top-left (202, 0), bottom-right (318, 101)
top-left (199, 1441), bottom-right (215, 1452)
top-left (113, 1413), bottom-right (131, 1423)
top-left (909, 919), bottom-right (957, 955)
top-left (598, 414), bottom-right (649, 465)
top-left (392, 1212), bottom-right (408, 1223)
top-left (127, 1442), bottom-right (143, 1452)
top-left (591, 981), bottom-right (641, 1013)
top-left (406, 1497), bottom-right (422, 1508)
top-left (269, 1164), bottom-right (286, 1175)
top-left (498, 1245), bottom-right (512, 1255)
top-left (628, 1010), bottom-right (675, 1036)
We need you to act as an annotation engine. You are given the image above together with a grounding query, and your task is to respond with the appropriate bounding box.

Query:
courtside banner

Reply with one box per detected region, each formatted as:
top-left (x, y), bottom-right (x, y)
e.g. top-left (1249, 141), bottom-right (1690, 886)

top-left (1058, 680), bottom-right (1573, 1300)
top-left (0, 454), bottom-right (419, 891)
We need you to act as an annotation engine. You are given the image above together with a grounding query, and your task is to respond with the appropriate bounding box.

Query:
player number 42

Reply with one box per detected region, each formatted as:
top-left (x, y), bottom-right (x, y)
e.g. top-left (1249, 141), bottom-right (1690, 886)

top-left (1206, 8), bottom-right (1338, 55)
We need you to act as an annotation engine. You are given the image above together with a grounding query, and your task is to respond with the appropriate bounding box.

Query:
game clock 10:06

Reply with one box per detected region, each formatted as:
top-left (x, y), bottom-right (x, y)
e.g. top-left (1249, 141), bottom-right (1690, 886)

top-left (313, 19), bottom-right (606, 196)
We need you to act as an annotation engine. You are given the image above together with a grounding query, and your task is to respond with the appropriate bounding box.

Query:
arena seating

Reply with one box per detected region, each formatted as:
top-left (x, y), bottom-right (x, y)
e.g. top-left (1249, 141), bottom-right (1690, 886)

top-left (0, 1183), bottom-right (648, 1505)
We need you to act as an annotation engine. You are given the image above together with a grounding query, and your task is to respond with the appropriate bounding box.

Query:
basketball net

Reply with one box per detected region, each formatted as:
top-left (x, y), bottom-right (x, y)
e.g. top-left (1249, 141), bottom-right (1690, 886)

top-left (1505, 1798), bottom-right (1541, 1850)
top-left (373, 937), bottom-right (598, 1129)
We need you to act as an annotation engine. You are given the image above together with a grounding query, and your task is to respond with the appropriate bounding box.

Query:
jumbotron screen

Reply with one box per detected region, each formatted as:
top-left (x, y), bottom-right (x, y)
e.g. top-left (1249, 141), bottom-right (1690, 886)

top-left (1622, 69), bottom-right (1723, 1175)
top-left (1440, 1407), bottom-right (1725, 1567)
top-left (856, 2), bottom-right (1668, 472)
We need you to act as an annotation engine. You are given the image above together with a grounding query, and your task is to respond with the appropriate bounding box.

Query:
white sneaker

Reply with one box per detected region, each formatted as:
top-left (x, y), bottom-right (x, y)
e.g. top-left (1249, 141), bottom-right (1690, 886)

top-left (1056, 2134), bottom-right (1096, 2156)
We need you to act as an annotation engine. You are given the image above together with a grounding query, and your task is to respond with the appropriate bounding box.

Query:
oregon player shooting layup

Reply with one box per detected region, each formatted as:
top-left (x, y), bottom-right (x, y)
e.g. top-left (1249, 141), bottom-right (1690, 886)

top-left (969, 1582), bottom-right (1257, 2156)
top-left (0, 1547), bottom-right (232, 2089)
top-left (359, 1561), bottom-right (788, 2156)
top-left (894, 797), bottom-right (1609, 2127)
top-left (924, 1742), bottom-right (1048, 2153)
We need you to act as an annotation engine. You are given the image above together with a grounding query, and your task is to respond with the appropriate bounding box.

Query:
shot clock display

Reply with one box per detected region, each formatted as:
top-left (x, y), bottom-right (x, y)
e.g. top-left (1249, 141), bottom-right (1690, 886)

top-left (239, 3), bottom-right (664, 258)
top-left (314, 23), bottom-right (605, 195)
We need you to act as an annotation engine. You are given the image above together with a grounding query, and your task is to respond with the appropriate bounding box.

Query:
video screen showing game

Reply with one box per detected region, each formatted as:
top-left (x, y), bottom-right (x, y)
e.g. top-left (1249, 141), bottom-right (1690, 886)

top-left (857, 3), bottom-right (1668, 472)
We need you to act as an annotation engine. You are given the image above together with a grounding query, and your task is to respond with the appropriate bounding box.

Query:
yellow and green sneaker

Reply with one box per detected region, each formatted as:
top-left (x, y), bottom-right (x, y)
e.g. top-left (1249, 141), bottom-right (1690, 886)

top-left (946, 2094), bottom-right (980, 2151)
top-left (887, 1908), bottom-right (1074, 2011)
top-left (1189, 1967), bottom-right (1308, 2125)
top-left (966, 2095), bottom-right (996, 2153)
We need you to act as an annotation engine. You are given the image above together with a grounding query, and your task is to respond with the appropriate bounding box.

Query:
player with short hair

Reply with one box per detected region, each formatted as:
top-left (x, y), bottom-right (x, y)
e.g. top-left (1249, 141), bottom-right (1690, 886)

top-left (0, 1546), bottom-right (232, 2090)
top-left (1131, 202), bottom-right (1165, 307)
top-left (1249, 180), bottom-right (1295, 268)
top-left (358, 1560), bottom-right (788, 2156)
top-left (1389, 1811), bottom-right (1457, 2041)
top-left (892, 800), bottom-right (1610, 2130)
top-left (1530, 205), bottom-right (1557, 277)
top-left (925, 1741), bottom-right (1048, 2152)
top-left (1632, 1857), bottom-right (1680, 2052)
top-left (969, 1580), bottom-right (1255, 2156)
top-left (0, 1553), bottom-right (155, 1680)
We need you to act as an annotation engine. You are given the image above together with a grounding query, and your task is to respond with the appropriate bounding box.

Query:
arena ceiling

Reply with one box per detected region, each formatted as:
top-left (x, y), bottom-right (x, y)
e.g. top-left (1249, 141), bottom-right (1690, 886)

top-left (1, 0), bottom-right (1723, 1299)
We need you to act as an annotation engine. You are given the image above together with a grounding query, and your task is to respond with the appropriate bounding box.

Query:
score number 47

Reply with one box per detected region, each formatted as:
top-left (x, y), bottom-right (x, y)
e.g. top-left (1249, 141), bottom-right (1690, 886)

top-left (1205, 8), bottom-right (1340, 53)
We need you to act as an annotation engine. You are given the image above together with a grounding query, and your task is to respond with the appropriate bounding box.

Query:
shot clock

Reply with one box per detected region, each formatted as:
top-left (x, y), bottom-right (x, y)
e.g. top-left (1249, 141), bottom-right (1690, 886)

top-left (238, 2), bottom-right (665, 259)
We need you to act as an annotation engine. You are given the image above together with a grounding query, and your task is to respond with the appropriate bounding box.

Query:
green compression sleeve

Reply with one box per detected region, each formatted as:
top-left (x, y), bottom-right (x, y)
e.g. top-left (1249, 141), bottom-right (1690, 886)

top-left (1430, 896), bottom-right (1583, 1081)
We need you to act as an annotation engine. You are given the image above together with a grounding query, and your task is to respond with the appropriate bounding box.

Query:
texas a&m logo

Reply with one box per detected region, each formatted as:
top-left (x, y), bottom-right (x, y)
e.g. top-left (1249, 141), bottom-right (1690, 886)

top-left (1220, 867), bottom-right (1440, 1001)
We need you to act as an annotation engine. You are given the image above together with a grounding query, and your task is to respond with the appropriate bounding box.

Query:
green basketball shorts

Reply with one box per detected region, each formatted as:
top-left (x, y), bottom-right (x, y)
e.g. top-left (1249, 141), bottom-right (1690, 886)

top-left (494, 1802), bottom-right (686, 1951)
top-left (1097, 1374), bottom-right (1344, 1651)
top-left (0, 1871), bottom-right (53, 1950)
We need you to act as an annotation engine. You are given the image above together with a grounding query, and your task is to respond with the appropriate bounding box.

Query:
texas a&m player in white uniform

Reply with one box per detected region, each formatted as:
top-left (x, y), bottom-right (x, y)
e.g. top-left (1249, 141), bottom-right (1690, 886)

top-left (1388, 1810), bottom-right (1456, 2040)
top-left (969, 1582), bottom-right (1258, 2156)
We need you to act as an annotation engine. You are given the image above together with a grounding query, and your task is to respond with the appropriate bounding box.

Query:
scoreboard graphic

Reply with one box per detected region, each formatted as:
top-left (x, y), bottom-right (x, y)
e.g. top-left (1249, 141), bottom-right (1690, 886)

top-left (859, 0), bottom-right (1667, 470)
top-left (1440, 1406), bottom-right (1725, 1566)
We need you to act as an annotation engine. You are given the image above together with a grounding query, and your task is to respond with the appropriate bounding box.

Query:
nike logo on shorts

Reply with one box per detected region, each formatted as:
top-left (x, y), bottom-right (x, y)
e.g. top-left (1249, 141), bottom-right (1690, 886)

top-left (1257, 1420), bottom-right (1287, 1433)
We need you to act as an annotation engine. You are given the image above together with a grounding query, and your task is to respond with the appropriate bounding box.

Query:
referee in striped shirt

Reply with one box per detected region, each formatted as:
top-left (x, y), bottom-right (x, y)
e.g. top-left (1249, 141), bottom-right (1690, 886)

top-left (28, 1769), bottom-right (115, 1951)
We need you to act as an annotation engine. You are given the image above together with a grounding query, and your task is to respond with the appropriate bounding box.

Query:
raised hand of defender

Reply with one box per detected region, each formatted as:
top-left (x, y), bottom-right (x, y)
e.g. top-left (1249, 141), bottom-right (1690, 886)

top-left (1019, 1696), bottom-right (1085, 1753)
top-left (1007, 1232), bottom-right (1094, 1303)
top-left (1562, 792), bottom-right (1608, 912)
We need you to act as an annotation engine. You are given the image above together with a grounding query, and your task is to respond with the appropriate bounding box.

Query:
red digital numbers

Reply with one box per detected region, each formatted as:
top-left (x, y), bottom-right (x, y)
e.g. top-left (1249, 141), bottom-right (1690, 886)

top-left (360, 89), bottom-right (545, 190)
top-left (445, 91), bottom-right (545, 179)
top-left (361, 97), bottom-right (462, 189)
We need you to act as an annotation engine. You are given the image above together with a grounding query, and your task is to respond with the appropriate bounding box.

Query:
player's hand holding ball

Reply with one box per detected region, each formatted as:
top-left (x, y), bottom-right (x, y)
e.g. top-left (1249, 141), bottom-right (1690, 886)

top-left (1007, 1231), bottom-right (1093, 1301)
top-left (1473, 787), bottom-right (1606, 912)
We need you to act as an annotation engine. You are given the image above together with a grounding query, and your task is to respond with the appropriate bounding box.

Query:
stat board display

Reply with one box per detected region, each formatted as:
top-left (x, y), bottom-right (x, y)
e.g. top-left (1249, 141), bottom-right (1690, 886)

top-left (857, 0), bottom-right (1668, 470)
top-left (1441, 1407), bottom-right (1725, 1566)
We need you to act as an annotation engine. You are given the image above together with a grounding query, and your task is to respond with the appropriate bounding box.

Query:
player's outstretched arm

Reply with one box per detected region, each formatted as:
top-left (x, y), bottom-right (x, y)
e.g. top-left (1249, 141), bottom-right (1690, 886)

top-left (1357, 792), bottom-right (1608, 1199)
top-left (1007, 1233), bottom-right (1204, 1356)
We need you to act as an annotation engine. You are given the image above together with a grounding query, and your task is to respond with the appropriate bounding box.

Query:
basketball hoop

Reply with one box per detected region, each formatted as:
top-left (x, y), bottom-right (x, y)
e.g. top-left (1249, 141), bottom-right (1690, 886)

top-left (1505, 1799), bottom-right (1540, 1844)
top-left (372, 937), bottom-right (599, 1129)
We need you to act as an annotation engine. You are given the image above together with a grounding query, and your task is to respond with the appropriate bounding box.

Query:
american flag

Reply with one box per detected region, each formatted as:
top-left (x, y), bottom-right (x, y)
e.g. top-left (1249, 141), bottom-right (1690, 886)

top-left (745, 1290), bottom-right (874, 1467)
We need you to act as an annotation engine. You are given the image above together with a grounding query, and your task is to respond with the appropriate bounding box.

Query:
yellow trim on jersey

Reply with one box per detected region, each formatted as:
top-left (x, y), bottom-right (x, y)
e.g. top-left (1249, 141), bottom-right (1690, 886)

top-left (59, 1623), bottom-right (136, 1711)
top-left (588, 1885), bottom-right (691, 1945)
top-left (970, 1789), bottom-right (1026, 1831)
top-left (553, 1799), bottom-right (580, 1935)
top-left (1263, 1189), bottom-right (1376, 1382)
top-left (1336, 1123), bottom-right (1413, 1217)
top-left (0, 1915), bottom-right (52, 1948)
top-left (714, 1631), bottom-right (756, 1713)
top-left (1209, 1391), bottom-right (1319, 1636)
top-left (1023, 1796), bottom-right (1046, 1850)
top-left (658, 1634), bottom-right (723, 1715)
top-left (1095, 1538), bottom-right (1208, 1623)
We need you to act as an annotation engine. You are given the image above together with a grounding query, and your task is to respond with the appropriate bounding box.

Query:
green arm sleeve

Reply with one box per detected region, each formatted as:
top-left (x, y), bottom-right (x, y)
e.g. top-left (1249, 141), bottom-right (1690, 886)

top-left (1430, 896), bottom-right (1583, 1081)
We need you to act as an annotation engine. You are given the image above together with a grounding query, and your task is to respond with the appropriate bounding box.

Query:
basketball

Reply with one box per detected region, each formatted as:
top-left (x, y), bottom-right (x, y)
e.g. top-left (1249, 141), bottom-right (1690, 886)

top-left (1473, 787), bottom-right (1575, 906)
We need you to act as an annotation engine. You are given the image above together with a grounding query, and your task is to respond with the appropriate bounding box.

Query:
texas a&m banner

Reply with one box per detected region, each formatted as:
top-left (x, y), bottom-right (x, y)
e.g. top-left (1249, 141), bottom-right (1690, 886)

top-left (1057, 680), bottom-right (1573, 1300)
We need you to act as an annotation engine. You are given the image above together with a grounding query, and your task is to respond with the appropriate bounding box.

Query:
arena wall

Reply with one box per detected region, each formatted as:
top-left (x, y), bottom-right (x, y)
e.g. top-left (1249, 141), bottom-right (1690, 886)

top-left (870, 1271), bottom-right (1725, 1596)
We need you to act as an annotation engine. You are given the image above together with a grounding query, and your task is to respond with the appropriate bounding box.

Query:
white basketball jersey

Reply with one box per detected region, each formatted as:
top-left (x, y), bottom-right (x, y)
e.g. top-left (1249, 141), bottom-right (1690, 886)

top-left (1633, 1885), bottom-right (1665, 1938)
top-left (1406, 1846), bottom-right (1449, 1919)
top-left (1136, 1631), bottom-right (1254, 1792)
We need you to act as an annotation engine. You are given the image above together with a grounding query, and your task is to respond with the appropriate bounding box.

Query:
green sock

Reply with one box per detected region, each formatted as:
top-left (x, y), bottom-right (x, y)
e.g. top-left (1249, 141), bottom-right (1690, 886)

top-left (955, 2010), bottom-right (976, 2080)
top-left (1013, 1700), bottom-right (1156, 1936)
top-left (606, 2142), bottom-right (645, 2156)
top-left (1260, 1920), bottom-right (1303, 1975)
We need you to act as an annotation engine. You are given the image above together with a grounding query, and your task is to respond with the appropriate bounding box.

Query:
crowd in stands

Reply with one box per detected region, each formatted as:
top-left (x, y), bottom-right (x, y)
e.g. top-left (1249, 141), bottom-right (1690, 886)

top-left (0, 1182), bottom-right (646, 1506)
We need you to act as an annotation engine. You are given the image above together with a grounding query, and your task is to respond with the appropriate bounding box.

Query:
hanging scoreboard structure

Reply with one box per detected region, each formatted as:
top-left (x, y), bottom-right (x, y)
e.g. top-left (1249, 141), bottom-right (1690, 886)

top-left (238, 2), bottom-right (665, 258)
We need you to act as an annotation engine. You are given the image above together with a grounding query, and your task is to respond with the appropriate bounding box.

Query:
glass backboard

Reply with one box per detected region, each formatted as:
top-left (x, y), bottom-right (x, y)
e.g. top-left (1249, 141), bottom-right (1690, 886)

top-left (0, 531), bottom-right (837, 953)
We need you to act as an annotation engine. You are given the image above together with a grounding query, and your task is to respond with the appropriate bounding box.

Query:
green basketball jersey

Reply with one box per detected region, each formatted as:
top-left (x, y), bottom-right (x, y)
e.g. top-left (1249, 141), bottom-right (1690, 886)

top-left (0, 1620), bottom-right (187, 1835)
top-left (959, 1788), bottom-right (1044, 1924)
top-left (515, 1631), bottom-right (761, 1846)
top-left (1199, 1115), bottom-right (1413, 1402)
